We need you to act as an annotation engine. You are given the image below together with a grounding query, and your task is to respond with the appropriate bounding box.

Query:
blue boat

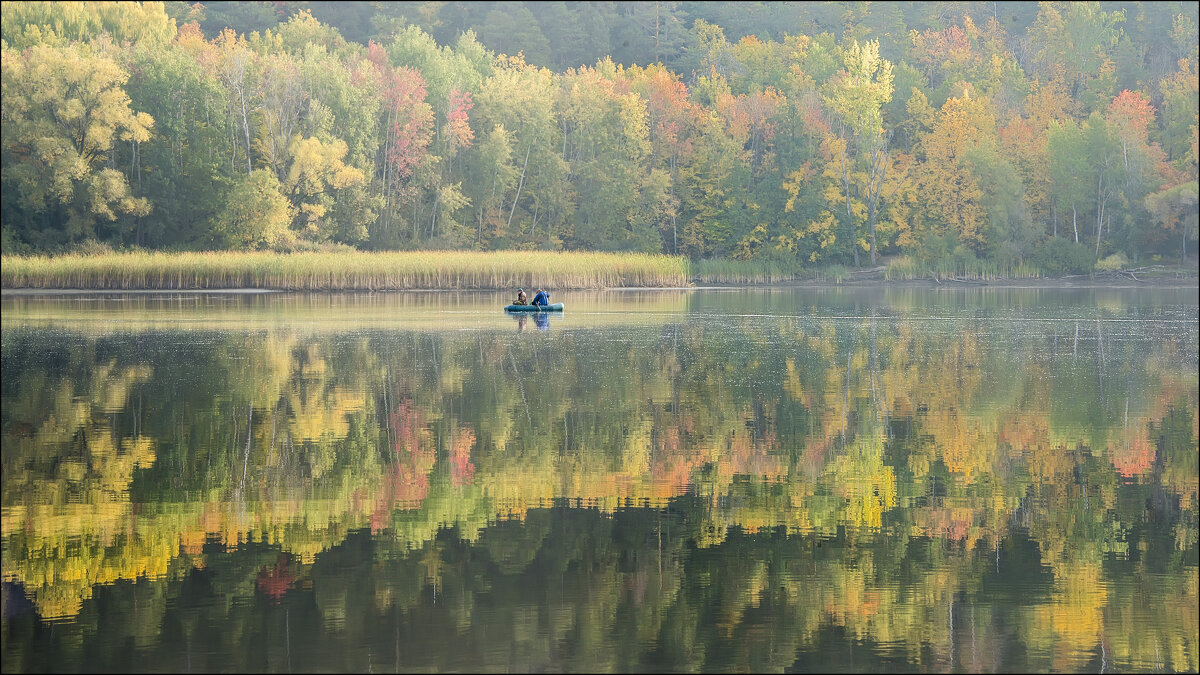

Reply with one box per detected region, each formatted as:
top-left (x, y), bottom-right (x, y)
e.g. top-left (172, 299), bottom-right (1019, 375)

top-left (504, 303), bottom-right (564, 312)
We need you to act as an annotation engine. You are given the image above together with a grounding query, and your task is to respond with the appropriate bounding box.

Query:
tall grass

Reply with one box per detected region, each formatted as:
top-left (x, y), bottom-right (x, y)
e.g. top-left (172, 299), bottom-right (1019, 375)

top-left (885, 255), bottom-right (1042, 281)
top-left (691, 258), bottom-right (804, 284)
top-left (1, 250), bottom-right (691, 290)
top-left (690, 258), bottom-right (863, 284)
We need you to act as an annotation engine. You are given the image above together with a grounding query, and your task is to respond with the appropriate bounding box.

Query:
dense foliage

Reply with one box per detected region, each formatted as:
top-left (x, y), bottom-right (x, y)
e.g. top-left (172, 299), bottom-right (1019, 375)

top-left (1, 1), bottom-right (1197, 272)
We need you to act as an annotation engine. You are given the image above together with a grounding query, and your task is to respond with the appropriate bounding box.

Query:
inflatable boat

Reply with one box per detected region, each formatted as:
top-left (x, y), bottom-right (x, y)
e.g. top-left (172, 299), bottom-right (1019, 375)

top-left (504, 303), bottom-right (564, 312)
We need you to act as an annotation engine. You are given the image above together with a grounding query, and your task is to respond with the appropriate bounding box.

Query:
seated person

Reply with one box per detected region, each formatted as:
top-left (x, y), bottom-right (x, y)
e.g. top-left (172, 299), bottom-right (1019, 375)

top-left (514, 288), bottom-right (527, 305)
top-left (531, 289), bottom-right (550, 306)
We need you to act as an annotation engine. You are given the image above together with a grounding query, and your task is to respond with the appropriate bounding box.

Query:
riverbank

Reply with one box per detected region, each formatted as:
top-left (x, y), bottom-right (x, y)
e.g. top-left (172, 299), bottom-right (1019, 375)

top-left (2, 250), bottom-right (1195, 291)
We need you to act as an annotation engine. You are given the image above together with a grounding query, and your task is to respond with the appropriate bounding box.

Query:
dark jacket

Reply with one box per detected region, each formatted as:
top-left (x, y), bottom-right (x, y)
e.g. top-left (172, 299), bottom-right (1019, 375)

top-left (531, 291), bottom-right (550, 306)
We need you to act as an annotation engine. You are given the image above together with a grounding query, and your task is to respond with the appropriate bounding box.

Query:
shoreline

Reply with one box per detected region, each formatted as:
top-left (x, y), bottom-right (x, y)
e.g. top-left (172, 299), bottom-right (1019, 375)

top-left (4, 250), bottom-right (1196, 293)
top-left (4, 250), bottom-right (1195, 292)
top-left (4, 276), bottom-right (1196, 295)
top-left (689, 275), bottom-right (1199, 290)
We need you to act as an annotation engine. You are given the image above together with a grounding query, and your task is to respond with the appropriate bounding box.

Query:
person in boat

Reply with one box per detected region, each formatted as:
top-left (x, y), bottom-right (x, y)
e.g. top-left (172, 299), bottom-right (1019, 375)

top-left (531, 288), bottom-right (550, 306)
top-left (514, 288), bottom-right (528, 305)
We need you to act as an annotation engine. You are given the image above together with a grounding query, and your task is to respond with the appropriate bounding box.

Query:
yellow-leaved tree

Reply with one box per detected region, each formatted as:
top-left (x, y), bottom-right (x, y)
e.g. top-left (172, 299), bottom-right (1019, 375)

top-left (284, 135), bottom-right (367, 241)
top-left (0, 43), bottom-right (153, 249)
top-left (208, 169), bottom-right (293, 250)
top-left (822, 38), bottom-right (894, 265)
top-left (913, 85), bottom-right (995, 255)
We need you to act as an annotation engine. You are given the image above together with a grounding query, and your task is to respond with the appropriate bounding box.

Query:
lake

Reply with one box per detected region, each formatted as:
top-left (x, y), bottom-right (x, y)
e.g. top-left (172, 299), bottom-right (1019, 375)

top-left (1, 287), bottom-right (1197, 673)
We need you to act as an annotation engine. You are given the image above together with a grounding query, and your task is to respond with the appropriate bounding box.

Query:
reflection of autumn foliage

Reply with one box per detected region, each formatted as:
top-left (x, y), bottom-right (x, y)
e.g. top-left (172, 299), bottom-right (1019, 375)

top-left (381, 463), bottom-right (429, 508)
top-left (2, 315), bottom-right (1195, 649)
top-left (370, 399), bottom-right (436, 532)
top-left (913, 507), bottom-right (975, 542)
top-left (285, 343), bottom-right (367, 447)
top-left (1026, 561), bottom-right (1109, 673)
top-left (0, 360), bottom-right (160, 620)
top-left (391, 398), bottom-right (429, 456)
top-left (449, 426), bottom-right (476, 487)
top-left (1109, 428), bottom-right (1156, 477)
top-left (998, 412), bottom-right (1049, 451)
top-left (288, 385), bottom-right (366, 443)
top-left (256, 554), bottom-right (296, 603)
top-left (647, 418), bottom-right (705, 498)
top-left (826, 439), bottom-right (896, 530)
top-left (928, 406), bottom-right (989, 480)
top-left (1025, 441), bottom-right (1078, 483)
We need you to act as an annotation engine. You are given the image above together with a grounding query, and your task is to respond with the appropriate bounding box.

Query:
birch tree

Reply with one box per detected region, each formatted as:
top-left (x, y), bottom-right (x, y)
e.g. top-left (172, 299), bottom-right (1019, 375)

top-left (823, 38), bottom-right (894, 265)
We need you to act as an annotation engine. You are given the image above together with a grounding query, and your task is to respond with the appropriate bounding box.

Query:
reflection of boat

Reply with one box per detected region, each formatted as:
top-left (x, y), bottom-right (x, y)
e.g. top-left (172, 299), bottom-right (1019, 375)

top-left (510, 311), bottom-right (556, 331)
top-left (504, 303), bottom-right (564, 312)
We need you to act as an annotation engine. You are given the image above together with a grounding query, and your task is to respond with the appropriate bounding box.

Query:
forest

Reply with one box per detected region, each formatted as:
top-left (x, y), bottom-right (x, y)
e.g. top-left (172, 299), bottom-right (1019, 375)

top-left (1, 1), bottom-right (1198, 274)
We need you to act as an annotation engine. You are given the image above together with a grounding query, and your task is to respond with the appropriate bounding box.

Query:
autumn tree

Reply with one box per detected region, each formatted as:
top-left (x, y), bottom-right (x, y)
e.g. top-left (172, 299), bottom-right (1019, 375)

top-left (461, 124), bottom-right (518, 246)
top-left (120, 24), bottom-right (234, 248)
top-left (0, 43), bottom-right (153, 250)
top-left (473, 53), bottom-right (565, 248)
top-left (210, 28), bottom-right (256, 175)
top-left (823, 38), bottom-right (894, 265)
top-left (1104, 89), bottom-right (1167, 259)
top-left (283, 136), bottom-right (368, 242)
top-left (0, 0), bottom-right (176, 50)
top-left (1158, 55), bottom-right (1198, 165)
top-left (628, 63), bottom-right (699, 254)
top-left (912, 85), bottom-right (993, 258)
top-left (1000, 80), bottom-right (1073, 238)
top-left (1027, 1), bottom-right (1125, 110)
top-left (208, 168), bottom-right (293, 250)
top-left (365, 41), bottom-right (434, 246)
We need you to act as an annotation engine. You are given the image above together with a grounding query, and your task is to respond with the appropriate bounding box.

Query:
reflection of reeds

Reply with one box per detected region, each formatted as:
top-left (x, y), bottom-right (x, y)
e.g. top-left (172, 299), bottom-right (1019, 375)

top-left (1, 250), bottom-right (690, 290)
top-left (0, 290), bottom-right (691, 332)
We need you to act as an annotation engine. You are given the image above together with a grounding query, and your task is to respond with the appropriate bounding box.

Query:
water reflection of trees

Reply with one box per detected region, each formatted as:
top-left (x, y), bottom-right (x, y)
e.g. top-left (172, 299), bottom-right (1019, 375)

top-left (1, 317), bottom-right (1196, 671)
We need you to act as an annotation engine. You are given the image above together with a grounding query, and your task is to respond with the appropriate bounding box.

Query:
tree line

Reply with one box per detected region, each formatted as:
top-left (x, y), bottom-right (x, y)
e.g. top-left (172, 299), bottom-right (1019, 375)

top-left (1, 1), bottom-right (1197, 272)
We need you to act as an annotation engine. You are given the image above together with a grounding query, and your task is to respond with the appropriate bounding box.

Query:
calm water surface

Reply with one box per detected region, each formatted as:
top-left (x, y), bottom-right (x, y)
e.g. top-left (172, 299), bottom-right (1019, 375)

top-left (1, 288), bottom-right (1197, 673)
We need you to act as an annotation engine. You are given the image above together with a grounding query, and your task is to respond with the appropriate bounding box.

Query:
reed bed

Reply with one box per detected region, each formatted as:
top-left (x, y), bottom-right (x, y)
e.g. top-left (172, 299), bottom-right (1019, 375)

top-left (1, 250), bottom-right (692, 290)
top-left (690, 259), bottom-right (859, 284)
top-left (885, 256), bottom-right (1042, 281)
top-left (691, 258), bottom-right (804, 284)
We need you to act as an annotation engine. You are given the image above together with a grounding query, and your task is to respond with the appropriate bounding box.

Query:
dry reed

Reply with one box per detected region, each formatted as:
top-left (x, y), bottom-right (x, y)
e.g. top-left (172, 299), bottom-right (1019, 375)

top-left (885, 255), bottom-right (1043, 281)
top-left (691, 259), bottom-right (803, 284)
top-left (1, 250), bottom-right (691, 290)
